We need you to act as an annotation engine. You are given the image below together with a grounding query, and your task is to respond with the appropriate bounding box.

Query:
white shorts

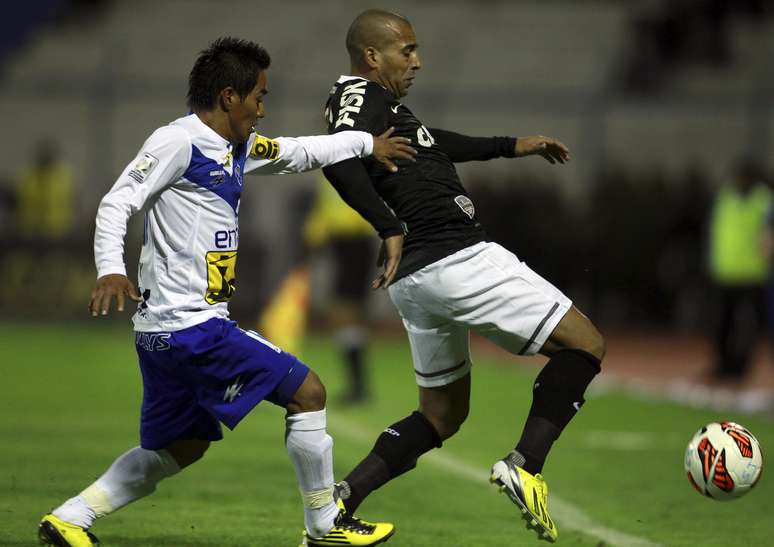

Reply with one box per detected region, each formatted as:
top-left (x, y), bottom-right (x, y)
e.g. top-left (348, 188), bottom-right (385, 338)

top-left (388, 242), bottom-right (572, 387)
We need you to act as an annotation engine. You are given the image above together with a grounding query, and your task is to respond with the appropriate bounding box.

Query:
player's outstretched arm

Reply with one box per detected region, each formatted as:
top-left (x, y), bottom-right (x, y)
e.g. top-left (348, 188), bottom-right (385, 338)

top-left (430, 128), bottom-right (570, 165)
top-left (89, 274), bottom-right (142, 317)
top-left (515, 135), bottom-right (570, 164)
top-left (245, 128), bottom-right (415, 175)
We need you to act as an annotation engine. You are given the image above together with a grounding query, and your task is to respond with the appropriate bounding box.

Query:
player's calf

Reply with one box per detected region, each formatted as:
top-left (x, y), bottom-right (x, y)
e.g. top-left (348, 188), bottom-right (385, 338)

top-left (515, 348), bottom-right (601, 475)
top-left (337, 411), bottom-right (442, 514)
top-left (285, 407), bottom-right (340, 538)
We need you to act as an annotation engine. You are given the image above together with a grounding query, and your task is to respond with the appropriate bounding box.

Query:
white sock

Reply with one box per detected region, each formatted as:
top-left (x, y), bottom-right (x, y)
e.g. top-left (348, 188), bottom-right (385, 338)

top-left (286, 409), bottom-right (339, 538)
top-left (52, 446), bottom-right (180, 528)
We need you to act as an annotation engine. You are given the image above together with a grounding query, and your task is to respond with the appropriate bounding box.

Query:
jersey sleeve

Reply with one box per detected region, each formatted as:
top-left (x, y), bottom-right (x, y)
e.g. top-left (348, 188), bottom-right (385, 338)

top-left (322, 159), bottom-right (403, 239)
top-left (94, 125), bottom-right (190, 278)
top-left (243, 132), bottom-right (373, 175)
top-left (327, 80), bottom-right (391, 135)
top-left (429, 128), bottom-right (517, 162)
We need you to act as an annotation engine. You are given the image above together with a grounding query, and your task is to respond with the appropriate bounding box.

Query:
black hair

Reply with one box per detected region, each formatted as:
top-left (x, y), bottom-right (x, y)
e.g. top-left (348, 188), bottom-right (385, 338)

top-left (187, 37), bottom-right (271, 111)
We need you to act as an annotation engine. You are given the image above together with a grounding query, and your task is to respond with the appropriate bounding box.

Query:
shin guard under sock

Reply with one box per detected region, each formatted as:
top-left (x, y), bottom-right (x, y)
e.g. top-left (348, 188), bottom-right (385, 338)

top-left (340, 411), bottom-right (441, 513)
top-left (516, 349), bottom-right (601, 474)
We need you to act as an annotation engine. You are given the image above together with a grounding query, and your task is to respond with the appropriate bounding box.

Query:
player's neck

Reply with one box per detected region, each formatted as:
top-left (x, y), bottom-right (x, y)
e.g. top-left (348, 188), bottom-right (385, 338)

top-left (350, 68), bottom-right (392, 96)
top-left (350, 67), bottom-right (381, 84)
top-left (195, 110), bottom-right (234, 144)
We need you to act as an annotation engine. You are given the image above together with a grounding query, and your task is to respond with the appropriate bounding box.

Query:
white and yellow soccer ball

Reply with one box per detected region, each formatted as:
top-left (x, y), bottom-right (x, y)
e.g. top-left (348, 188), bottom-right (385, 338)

top-left (684, 421), bottom-right (763, 500)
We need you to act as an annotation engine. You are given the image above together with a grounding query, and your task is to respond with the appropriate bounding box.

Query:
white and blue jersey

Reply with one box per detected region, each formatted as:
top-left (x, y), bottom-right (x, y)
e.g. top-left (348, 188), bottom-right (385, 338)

top-left (94, 114), bottom-right (374, 447)
top-left (94, 113), bottom-right (373, 332)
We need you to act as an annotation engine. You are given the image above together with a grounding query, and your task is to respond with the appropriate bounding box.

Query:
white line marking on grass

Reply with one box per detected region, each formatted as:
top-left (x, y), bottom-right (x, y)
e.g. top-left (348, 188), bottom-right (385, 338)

top-left (583, 430), bottom-right (682, 451)
top-left (331, 415), bottom-right (662, 547)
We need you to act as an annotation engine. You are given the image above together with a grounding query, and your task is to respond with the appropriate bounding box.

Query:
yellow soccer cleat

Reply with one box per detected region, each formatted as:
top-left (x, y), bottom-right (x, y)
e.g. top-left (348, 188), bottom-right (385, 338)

top-left (300, 500), bottom-right (395, 546)
top-left (490, 454), bottom-right (558, 542)
top-left (38, 514), bottom-right (100, 547)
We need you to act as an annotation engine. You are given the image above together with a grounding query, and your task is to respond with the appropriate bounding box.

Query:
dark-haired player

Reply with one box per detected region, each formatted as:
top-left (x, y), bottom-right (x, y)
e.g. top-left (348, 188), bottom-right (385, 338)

top-left (37, 36), bottom-right (415, 547)
top-left (320, 10), bottom-right (605, 543)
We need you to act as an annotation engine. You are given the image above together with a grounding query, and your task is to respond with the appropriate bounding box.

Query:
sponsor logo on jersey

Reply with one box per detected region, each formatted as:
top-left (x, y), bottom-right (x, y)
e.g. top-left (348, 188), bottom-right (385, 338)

top-left (128, 152), bottom-right (159, 183)
top-left (250, 136), bottom-right (280, 160)
top-left (214, 227), bottom-right (239, 249)
top-left (205, 251), bottom-right (238, 304)
top-left (136, 288), bottom-right (151, 318)
top-left (209, 169), bottom-right (226, 185)
top-left (335, 80), bottom-right (368, 128)
top-left (390, 104), bottom-right (401, 114)
top-left (454, 195), bottom-right (475, 219)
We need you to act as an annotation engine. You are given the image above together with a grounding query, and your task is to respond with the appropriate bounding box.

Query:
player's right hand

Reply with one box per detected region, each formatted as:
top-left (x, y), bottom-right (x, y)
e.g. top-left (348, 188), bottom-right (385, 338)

top-left (373, 233), bottom-right (404, 289)
top-left (89, 274), bottom-right (143, 317)
top-left (372, 127), bottom-right (417, 173)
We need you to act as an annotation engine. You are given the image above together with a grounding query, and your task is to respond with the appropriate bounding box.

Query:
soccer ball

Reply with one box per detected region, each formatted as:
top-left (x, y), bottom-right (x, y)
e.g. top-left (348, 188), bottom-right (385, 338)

top-left (684, 421), bottom-right (763, 500)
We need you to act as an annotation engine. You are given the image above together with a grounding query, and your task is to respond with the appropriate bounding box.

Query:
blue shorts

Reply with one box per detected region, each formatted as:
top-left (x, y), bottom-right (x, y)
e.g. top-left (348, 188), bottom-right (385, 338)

top-left (135, 318), bottom-right (309, 450)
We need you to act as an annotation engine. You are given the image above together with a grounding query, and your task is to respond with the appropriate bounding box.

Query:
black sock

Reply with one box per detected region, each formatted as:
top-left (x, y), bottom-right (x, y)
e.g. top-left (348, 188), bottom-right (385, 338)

top-left (340, 411), bottom-right (441, 513)
top-left (515, 349), bottom-right (601, 474)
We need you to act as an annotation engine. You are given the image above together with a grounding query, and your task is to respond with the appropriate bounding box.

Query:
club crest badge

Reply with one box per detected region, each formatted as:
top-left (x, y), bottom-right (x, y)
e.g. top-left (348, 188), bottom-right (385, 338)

top-left (454, 195), bottom-right (475, 219)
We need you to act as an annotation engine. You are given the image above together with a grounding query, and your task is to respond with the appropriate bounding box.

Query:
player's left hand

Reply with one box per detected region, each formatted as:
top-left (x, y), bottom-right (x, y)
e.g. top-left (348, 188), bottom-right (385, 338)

top-left (373, 233), bottom-right (404, 289)
top-left (372, 127), bottom-right (417, 173)
top-left (515, 136), bottom-right (570, 164)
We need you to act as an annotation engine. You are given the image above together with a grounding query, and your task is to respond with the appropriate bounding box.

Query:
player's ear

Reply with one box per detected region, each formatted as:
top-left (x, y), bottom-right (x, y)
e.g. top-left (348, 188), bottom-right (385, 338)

top-left (364, 46), bottom-right (380, 69)
top-left (219, 87), bottom-right (236, 112)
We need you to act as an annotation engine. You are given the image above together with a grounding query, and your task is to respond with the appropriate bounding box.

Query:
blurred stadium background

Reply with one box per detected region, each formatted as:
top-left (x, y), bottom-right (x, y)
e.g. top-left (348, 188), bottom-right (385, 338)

top-left (2, 0), bottom-right (773, 405)
top-left (1, 1), bottom-right (773, 545)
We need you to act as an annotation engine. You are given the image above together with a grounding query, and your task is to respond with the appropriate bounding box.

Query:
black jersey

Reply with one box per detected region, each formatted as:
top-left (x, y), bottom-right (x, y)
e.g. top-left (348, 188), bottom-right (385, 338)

top-left (325, 76), bottom-right (489, 280)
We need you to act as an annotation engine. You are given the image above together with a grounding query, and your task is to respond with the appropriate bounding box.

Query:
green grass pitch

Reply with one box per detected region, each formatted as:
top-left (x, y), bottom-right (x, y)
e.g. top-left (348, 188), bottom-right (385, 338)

top-left (1, 322), bottom-right (772, 546)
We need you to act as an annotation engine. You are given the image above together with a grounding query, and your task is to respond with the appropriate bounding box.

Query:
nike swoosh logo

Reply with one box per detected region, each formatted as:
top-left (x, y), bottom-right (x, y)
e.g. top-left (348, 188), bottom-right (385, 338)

top-left (573, 401), bottom-right (582, 411)
top-left (390, 104), bottom-right (401, 114)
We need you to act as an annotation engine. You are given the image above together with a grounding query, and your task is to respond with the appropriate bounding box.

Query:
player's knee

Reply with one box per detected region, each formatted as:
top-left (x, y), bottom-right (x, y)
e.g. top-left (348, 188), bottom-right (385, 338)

top-left (421, 402), bottom-right (469, 441)
top-left (287, 370), bottom-right (327, 413)
top-left (567, 320), bottom-right (606, 364)
top-left (583, 326), bottom-right (606, 363)
top-left (166, 439), bottom-right (210, 469)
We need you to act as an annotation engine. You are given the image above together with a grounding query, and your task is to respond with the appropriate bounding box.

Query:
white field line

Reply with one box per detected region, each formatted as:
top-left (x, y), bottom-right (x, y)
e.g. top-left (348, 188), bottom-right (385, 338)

top-left (582, 430), bottom-right (684, 451)
top-left (330, 414), bottom-right (663, 547)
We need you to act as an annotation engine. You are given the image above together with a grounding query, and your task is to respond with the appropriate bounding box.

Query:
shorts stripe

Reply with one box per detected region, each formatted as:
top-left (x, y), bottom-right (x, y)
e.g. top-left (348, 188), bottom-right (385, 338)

top-left (415, 360), bottom-right (467, 378)
top-left (518, 302), bottom-right (560, 355)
